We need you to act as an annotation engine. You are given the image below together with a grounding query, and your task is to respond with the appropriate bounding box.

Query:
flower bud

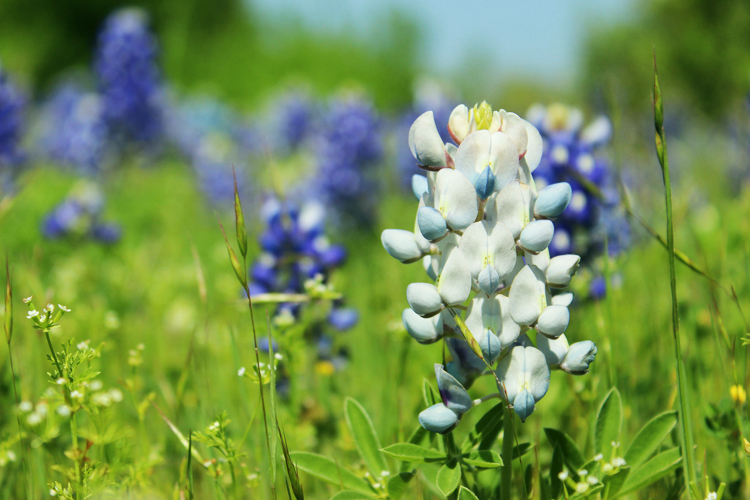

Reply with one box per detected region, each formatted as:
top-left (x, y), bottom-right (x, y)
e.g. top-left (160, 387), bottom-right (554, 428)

top-left (534, 182), bottom-right (572, 219)
top-left (474, 165), bottom-right (496, 200)
top-left (402, 308), bottom-right (442, 344)
top-left (519, 220), bottom-right (554, 254)
top-left (381, 229), bottom-right (423, 263)
top-left (406, 283), bottom-right (443, 317)
top-left (418, 403), bottom-right (459, 434)
top-left (412, 174), bottom-right (429, 200)
top-left (448, 104), bottom-right (470, 144)
top-left (536, 305), bottom-right (570, 339)
top-left (546, 255), bottom-right (581, 288)
top-left (417, 206), bottom-right (449, 242)
top-left (477, 328), bottom-right (502, 364)
top-left (409, 111), bottom-right (448, 169)
top-left (435, 364), bottom-right (472, 414)
top-left (560, 341), bottom-right (597, 375)
top-left (472, 101), bottom-right (493, 131)
top-left (513, 388), bottom-right (536, 423)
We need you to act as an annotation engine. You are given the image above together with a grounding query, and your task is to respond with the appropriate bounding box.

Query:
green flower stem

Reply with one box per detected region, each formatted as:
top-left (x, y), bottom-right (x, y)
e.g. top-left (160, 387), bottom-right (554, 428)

top-left (501, 403), bottom-right (515, 500)
top-left (70, 411), bottom-right (82, 500)
top-left (44, 330), bottom-right (63, 378)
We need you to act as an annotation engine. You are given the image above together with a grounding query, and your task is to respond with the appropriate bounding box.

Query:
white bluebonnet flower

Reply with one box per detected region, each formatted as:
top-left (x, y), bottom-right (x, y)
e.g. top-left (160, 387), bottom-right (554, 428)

top-left (382, 101), bottom-right (597, 430)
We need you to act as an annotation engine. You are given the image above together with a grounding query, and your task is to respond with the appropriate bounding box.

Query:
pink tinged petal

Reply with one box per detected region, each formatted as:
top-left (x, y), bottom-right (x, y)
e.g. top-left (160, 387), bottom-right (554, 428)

top-left (509, 265), bottom-right (547, 325)
top-left (406, 283), bottom-right (443, 317)
top-left (489, 131), bottom-right (520, 191)
top-left (519, 220), bottom-right (555, 254)
top-left (448, 104), bottom-right (470, 144)
top-left (522, 118), bottom-right (544, 171)
top-left (536, 305), bottom-right (570, 338)
top-left (381, 229), bottom-right (423, 263)
top-left (500, 111), bottom-right (529, 158)
top-left (454, 130), bottom-right (491, 182)
top-left (434, 168), bottom-right (478, 231)
top-left (536, 333), bottom-right (570, 366)
top-left (409, 111), bottom-right (447, 168)
top-left (437, 251), bottom-right (472, 306)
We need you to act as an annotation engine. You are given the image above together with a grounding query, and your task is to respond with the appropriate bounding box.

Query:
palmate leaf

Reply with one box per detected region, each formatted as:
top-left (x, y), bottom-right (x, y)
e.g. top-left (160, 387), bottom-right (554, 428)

top-left (399, 424), bottom-right (429, 473)
top-left (544, 428), bottom-right (585, 471)
top-left (386, 471), bottom-right (416, 500)
top-left (380, 443), bottom-right (447, 463)
top-left (460, 450), bottom-right (503, 468)
top-left (615, 448), bottom-right (682, 497)
top-left (461, 402), bottom-right (503, 453)
top-left (457, 485), bottom-right (480, 500)
top-left (595, 387), bottom-right (622, 455)
top-left (290, 452), bottom-right (374, 496)
top-left (345, 398), bottom-right (389, 478)
top-left (624, 411), bottom-right (677, 469)
top-left (436, 459), bottom-right (462, 496)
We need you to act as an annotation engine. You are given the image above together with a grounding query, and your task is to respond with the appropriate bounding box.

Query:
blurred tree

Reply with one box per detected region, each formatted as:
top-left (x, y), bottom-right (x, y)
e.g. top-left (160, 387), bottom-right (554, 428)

top-left (583, 0), bottom-right (750, 120)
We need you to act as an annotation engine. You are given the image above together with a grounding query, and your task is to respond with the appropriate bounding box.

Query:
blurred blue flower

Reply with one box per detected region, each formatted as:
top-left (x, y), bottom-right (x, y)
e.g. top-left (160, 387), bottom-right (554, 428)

top-left (314, 96), bottom-right (383, 229)
top-left (94, 8), bottom-right (165, 148)
top-left (0, 63), bottom-right (26, 194)
top-left (42, 182), bottom-right (121, 243)
top-left (261, 91), bottom-right (318, 155)
top-left (38, 84), bottom-right (108, 175)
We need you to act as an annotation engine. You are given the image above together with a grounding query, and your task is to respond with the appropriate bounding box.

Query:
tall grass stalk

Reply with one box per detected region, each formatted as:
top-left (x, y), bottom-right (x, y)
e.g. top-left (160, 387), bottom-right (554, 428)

top-left (653, 54), bottom-right (697, 496)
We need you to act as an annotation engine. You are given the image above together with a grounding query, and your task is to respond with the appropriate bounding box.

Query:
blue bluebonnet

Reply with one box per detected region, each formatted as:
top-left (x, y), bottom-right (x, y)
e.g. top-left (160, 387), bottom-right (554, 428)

top-left (94, 8), bottom-right (165, 148)
top-left (42, 182), bottom-right (121, 243)
top-left (37, 84), bottom-right (109, 176)
top-left (262, 91), bottom-right (318, 155)
top-left (396, 83), bottom-right (456, 189)
top-left (0, 63), bottom-right (26, 194)
top-left (250, 195), bottom-right (356, 372)
top-left (527, 104), bottom-right (630, 297)
top-left (313, 96), bottom-right (383, 229)
top-left (166, 96), bottom-right (257, 205)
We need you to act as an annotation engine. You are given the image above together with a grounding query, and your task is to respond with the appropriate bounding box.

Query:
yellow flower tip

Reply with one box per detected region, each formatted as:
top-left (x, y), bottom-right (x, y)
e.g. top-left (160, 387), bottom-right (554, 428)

top-left (730, 384), bottom-right (746, 406)
top-left (546, 103), bottom-right (570, 131)
top-left (314, 360), bottom-right (336, 376)
top-left (743, 437), bottom-right (750, 457)
top-left (472, 101), bottom-right (493, 130)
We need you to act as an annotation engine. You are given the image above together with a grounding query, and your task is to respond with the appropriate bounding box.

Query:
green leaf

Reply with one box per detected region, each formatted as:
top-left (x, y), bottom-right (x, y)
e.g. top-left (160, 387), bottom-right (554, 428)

top-left (461, 450), bottom-right (503, 468)
top-left (436, 459), bottom-right (462, 496)
top-left (513, 442), bottom-right (534, 459)
top-left (330, 492), bottom-right (378, 500)
top-left (458, 485), bottom-right (481, 500)
top-left (461, 403), bottom-right (503, 452)
top-left (624, 411), bottom-right (677, 470)
top-left (345, 398), bottom-right (389, 477)
top-left (544, 428), bottom-right (585, 471)
top-left (616, 448), bottom-right (682, 497)
top-left (386, 472), bottom-right (415, 500)
top-left (595, 387), bottom-right (622, 455)
top-left (602, 466), bottom-right (630, 498)
top-left (400, 424), bottom-right (429, 473)
top-left (538, 466), bottom-right (551, 500)
top-left (549, 443), bottom-right (564, 499)
top-left (380, 443), bottom-right (447, 463)
top-left (291, 452), bottom-right (374, 495)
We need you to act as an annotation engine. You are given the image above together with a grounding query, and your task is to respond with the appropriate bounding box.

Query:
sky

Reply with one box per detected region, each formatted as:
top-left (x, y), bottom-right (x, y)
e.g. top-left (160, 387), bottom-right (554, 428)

top-left (251, 0), bottom-right (635, 85)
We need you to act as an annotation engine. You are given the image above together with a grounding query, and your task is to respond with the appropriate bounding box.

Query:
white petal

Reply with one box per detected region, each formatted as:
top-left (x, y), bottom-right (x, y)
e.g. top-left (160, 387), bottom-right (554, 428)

top-left (437, 251), bottom-right (472, 306)
top-left (519, 220), bottom-right (554, 254)
top-left (489, 132), bottom-right (520, 191)
top-left (413, 195), bottom-right (432, 253)
top-left (488, 180), bottom-right (532, 238)
top-left (496, 294), bottom-right (521, 347)
top-left (580, 116), bottom-right (612, 147)
top-left (500, 111), bottom-right (529, 158)
top-left (525, 248), bottom-right (550, 273)
top-left (524, 346), bottom-right (552, 401)
top-left (495, 346), bottom-right (550, 403)
top-left (455, 130), bottom-right (490, 182)
top-left (509, 265), bottom-right (547, 325)
top-left (406, 283), bottom-right (443, 317)
top-left (522, 118), bottom-right (543, 171)
top-left (551, 292), bottom-right (574, 307)
top-left (423, 255), bottom-right (439, 281)
top-left (434, 168), bottom-right (478, 231)
top-left (381, 229), bottom-right (423, 263)
top-left (536, 305), bottom-right (570, 338)
top-left (448, 104), bottom-right (470, 143)
top-left (409, 111), bottom-right (447, 168)
top-left (546, 254), bottom-right (581, 288)
top-left (536, 333), bottom-right (569, 366)
top-left (402, 308), bottom-right (442, 344)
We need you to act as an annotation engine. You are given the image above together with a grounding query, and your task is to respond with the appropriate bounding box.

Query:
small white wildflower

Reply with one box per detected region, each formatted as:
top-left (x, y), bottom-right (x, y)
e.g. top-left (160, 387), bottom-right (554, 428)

top-left (50, 489), bottom-right (57, 496)
top-left (274, 353), bottom-right (283, 360)
top-left (381, 470), bottom-right (390, 477)
top-left (611, 441), bottom-right (620, 448)
top-left (203, 460), bottom-right (212, 468)
top-left (77, 341), bottom-right (89, 350)
top-left (26, 310), bottom-right (39, 319)
top-left (90, 380), bottom-right (103, 391)
top-left (593, 453), bottom-right (603, 461)
top-left (70, 390), bottom-right (83, 398)
top-left (56, 378), bottom-right (67, 385)
top-left (92, 393), bottom-right (112, 406)
top-left (57, 405), bottom-right (71, 417)
top-left (587, 476), bottom-right (598, 485)
top-left (58, 304), bottom-right (71, 312)
top-left (109, 389), bottom-right (123, 402)
top-left (603, 463), bottom-right (613, 473)
top-left (22, 296), bottom-right (32, 304)
top-left (578, 469), bottom-right (588, 477)
top-left (238, 367), bottom-right (246, 376)
top-left (611, 457), bottom-right (627, 467)
top-left (706, 492), bottom-right (718, 500)
top-left (6, 450), bottom-right (16, 461)
top-left (372, 482), bottom-right (381, 488)
top-left (137, 343), bottom-right (145, 350)
top-left (38, 314), bottom-right (46, 322)
top-left (36, 403), bottom-right (48, 415)
top-left (26, 413), bottom-right (42, 425)
top-left (557, 471), bottom-right (568, 481)
top-left (576, 482), bottom-right (589, 493)
top-left (258, 362), bottom-right (265, 368)
top-left (18, 401), bottom-right (32, 412)
top-left (247, 473), bottom-right (258, 480)
top-left (45, 304), bottom-right (54, 313)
